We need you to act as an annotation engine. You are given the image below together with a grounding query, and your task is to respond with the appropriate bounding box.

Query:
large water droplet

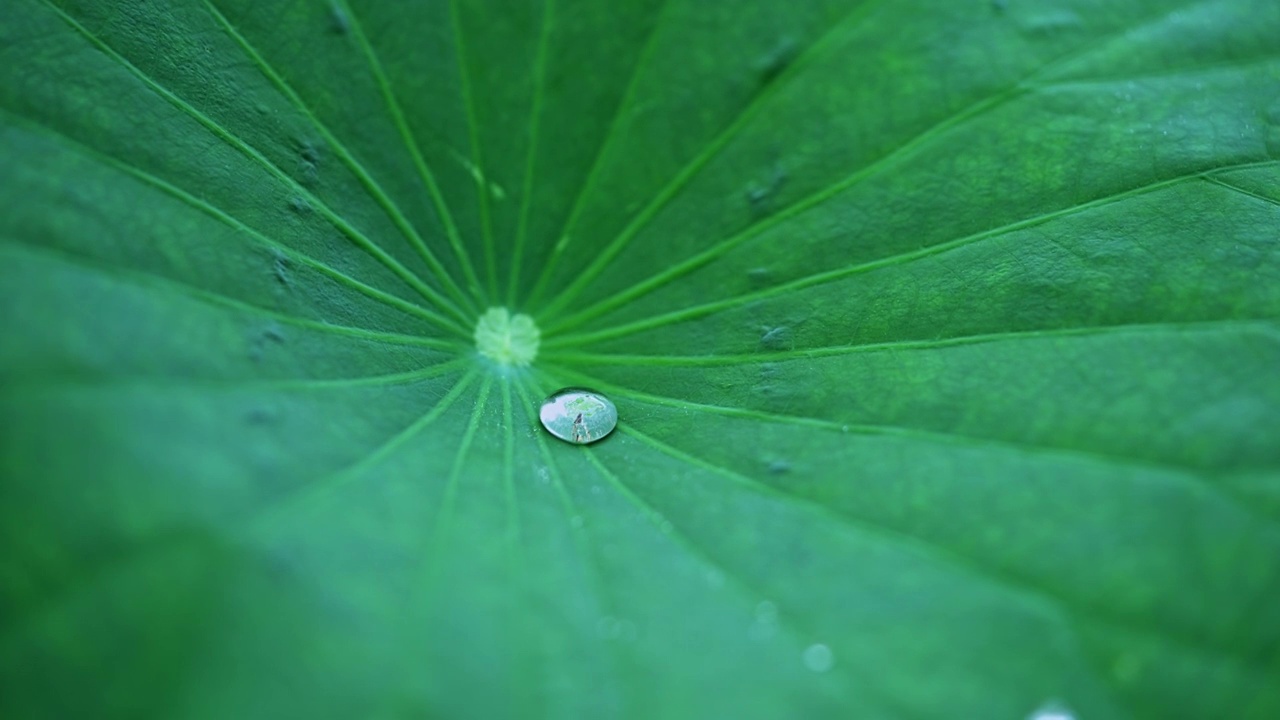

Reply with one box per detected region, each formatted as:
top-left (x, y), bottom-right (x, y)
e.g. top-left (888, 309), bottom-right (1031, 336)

top-left (539, 388), bottom-right (618, 445)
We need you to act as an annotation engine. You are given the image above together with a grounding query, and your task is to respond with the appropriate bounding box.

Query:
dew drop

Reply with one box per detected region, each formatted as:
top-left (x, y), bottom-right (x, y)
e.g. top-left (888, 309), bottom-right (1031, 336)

top-left (1026, 701), bottom-right (1076, 720)
top-left (539, 388), bottom-right (618, 445)
top-left (755, 601), bottom-right (778, 622)
top-left (596, 616), bottom-right (621, 640)
top-left (802, 643), bottom-right (834, 673)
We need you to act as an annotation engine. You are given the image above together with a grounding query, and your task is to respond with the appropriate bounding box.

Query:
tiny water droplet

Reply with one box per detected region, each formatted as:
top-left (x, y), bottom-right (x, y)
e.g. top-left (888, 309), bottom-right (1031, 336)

top-left (1027, 701), bottom-right (1076, 720)
top-left (539, 388), bottom-right (617, 445)
top-left (755, 601), bottom-right (778, 622)
top-left (596, 615), bottom-right (622, 640)
top-left (803, 643), bottom-right (834, 673)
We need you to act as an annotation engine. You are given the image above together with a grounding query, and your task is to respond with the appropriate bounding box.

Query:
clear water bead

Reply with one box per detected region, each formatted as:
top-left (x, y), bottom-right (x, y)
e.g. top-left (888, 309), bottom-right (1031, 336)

top-left (539, 388), bottom-right (617, 445)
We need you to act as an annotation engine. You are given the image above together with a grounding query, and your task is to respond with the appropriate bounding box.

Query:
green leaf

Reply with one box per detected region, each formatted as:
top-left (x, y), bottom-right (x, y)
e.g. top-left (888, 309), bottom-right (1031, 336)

top-left (3, 0), bottom-right (1279, 717)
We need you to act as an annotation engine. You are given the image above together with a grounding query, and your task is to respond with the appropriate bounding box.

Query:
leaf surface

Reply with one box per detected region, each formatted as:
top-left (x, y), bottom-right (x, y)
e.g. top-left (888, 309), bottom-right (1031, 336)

top-left (3, 0), bottom-right (1279, 718)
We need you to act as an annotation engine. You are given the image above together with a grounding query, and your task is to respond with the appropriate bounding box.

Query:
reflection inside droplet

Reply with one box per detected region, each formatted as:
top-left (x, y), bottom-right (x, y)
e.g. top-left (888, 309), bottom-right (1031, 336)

top-left (539, 387), bottom-right (618, 445)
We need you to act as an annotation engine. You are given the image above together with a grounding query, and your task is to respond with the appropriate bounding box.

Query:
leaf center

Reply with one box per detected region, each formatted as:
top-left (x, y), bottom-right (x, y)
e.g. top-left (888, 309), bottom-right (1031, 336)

top-left (474, 307), bottom-right (541, 366)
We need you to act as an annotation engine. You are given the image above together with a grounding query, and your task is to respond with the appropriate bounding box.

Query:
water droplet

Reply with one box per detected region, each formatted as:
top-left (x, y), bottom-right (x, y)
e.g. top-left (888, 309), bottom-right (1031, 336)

top-left (802, 643), bottom-right (834, 673)
top-left (755, 601), bottom-right (778, 622)
top-left (539, 388), bottom-right (618, 445)
top-left (1026, 701), bottom-right (1076, 720)
top-left (748, 620), bottom-right (777, 642)
top-left (596, 616), bottom-right (621, 640)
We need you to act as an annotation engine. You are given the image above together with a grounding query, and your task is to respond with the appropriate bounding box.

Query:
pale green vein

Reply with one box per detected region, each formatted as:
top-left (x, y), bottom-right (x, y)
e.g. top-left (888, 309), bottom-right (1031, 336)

top-left (501, 379), bottom-right (520, 549)
top-left (544, 160), bottom-right (1279, 347)
top-left (506, 0), bottom-right (555, 307)
top-left (38, 0), bottom-right (474, 329)
top-left (544, 363), bottom-right (1276, 493)
top-left (0, 235), bottom-right (469, 351)
top-left (533, 0), bottom-right (889, 322)
top-left (538, 0), bottom-right (1229, 333)
top-left (0, 107), bottom-right (470, 337)
top-left (1040, 53), bottom-right (1280, 89)
top-left (498, 377), bottom-right (535, 713)
top-left (543, 319), bottom-right (1280, 366)
top-left (578, 443), bottom-right (897, 715)
top-left (426, 374), bottom-right (494, 579)
top-left (514, 376), bottom-right (632, 711)
top-left (523, 0), bottom-right (675, 308)
top-left (9, 357), bottom-right (470, 393)
top-left (202, 0), bottom-right (476, 319)
top-left (249, 368), bottom-right (478, 530)
top-left (448, 0), bottom-right (498, 301)
top-left (338, 0), bottom-right (486, 308)
top-left (1203, 174), bottom-right (1280, 208)
top-left (616, 421), bottom-right (1239, 693)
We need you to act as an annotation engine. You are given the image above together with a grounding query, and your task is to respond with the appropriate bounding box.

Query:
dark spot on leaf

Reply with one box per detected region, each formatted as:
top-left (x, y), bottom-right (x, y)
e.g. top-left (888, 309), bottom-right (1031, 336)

top-left (329, 4), bottom-right (350, 35)
top-left (747, 267), bottom-right (772, 287)
top-left (271, 250), bottom-right (292, 286)
top-left (297, 142), bottom-right (322, 186)
top-left (287, 196), bottom-right (311, 215)
top-left (759, 325), bottom-right (792, 351)
top-left (755, 38), bottom-right (797, 85)
top-left (746, 163), bottom-right (787, 216)
top-left (248, 322), bottom-right (286, 363)
top-left (298, 162), bottom-right (319, 187)
top-left (246, 406), bottom-right (278, 425)
top-left (766, 459), bottom-right (791, 475)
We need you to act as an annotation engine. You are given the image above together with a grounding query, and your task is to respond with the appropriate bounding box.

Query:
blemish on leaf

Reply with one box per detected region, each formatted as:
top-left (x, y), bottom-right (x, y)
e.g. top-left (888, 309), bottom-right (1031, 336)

top-left (755, 38), bottom-right (797, 85)
top-left (328, 3), bottom-right (350, 35)
top-left (287, 196), bottom-right (311, 215)
top-left (759, 325), bottom-right (792, 351)
top-left (746, 163), bottom-right (787, 216)
top-left (270, 249), bottom-right (292, 287)
top-left (246, 406), bottom-right (278, 425)
top-left (766, 459), bottom-right (791, 475)
top-left (746, 267), bottom-right (772, 287)
top-left (247, 322), bottom-right (285, 363)
top-left (297, 141), bottom-right (321, 186)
